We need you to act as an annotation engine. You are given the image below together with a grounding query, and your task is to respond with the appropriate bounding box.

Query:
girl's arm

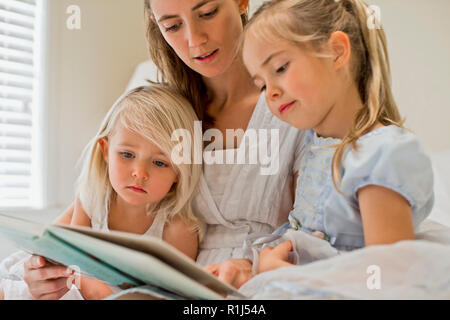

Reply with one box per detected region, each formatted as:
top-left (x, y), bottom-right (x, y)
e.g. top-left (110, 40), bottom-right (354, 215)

top-left (70, 197), bottom-right (92, 227)
top-left (70, 197), bottom-right (114, 300)
top-left (162, 215), bottom-right (199, 261)
top-left (358, 185), bottom-right (415, 246)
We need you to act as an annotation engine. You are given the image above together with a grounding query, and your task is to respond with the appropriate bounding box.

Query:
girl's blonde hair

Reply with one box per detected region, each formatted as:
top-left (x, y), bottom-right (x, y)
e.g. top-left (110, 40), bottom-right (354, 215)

top-left (76, 84), bottom-right (204, 239)
top-left (245, 0), bottom-right (404, 190)
top-left (143, 0), bottom-right (248, 130)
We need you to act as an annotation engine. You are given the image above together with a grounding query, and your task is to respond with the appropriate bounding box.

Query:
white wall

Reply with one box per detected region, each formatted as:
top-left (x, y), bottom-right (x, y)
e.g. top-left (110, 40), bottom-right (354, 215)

top-left (43, 0), bottom-right (148, 210)
top-left (250, 0), bottom-right (450, 153)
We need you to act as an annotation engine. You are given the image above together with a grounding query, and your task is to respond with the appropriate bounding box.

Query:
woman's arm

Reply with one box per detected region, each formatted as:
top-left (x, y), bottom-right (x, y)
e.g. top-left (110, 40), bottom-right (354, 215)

top-left (358, 185), bottom-right (415, 246)
top-left (163, 216), bottom-right (199, 261)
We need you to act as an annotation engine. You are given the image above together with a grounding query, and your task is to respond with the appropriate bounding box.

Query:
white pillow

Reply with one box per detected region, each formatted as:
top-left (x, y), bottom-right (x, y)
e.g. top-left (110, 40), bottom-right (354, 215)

top-left (126, 60), bottom-right (159, 91)
top-left (428, 149), bottom-right (450, 227)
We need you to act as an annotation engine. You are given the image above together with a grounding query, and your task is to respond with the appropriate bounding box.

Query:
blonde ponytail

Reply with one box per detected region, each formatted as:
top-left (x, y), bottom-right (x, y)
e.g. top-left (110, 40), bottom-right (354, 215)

top-left (331, 0), bottom-right (403, 190)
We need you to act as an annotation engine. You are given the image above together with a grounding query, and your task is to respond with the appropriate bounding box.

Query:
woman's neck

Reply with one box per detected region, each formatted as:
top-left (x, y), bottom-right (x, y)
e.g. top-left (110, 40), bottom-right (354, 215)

top-left (202, 54), bottom-right (259, 113)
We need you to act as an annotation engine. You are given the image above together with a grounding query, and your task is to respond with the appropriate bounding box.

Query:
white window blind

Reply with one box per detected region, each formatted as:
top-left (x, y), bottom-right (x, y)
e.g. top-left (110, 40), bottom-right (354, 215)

top-left (0, 0), bottom-right (41, 207)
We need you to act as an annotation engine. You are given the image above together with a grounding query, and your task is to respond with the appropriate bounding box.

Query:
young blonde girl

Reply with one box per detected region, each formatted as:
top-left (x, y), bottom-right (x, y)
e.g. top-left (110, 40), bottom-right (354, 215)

top-left (241, 0), bottom-right (434, 274)
top-left (0, 84), bottom-right (202, 301)
top-left (68, 84), bottom-right (204, 299)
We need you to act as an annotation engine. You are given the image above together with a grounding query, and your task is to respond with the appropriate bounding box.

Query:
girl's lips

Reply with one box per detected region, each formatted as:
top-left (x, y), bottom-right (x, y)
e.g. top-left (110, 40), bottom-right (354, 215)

top-left (193, 49), bottom-right (218, 64)
top-left (128, 186), bottom-right (146, 193)
top-left (278, 101), bottom-right (295, 115)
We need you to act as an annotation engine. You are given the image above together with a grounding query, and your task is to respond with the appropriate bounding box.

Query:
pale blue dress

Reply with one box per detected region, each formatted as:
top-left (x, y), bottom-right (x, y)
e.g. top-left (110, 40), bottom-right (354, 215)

top-left (246, 125), bottom-right (434, 265)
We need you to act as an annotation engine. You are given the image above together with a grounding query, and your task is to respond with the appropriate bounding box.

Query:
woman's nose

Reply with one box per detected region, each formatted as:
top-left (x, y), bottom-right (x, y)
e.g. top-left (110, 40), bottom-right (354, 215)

top-left (186, 23), bottom-right (207, 48)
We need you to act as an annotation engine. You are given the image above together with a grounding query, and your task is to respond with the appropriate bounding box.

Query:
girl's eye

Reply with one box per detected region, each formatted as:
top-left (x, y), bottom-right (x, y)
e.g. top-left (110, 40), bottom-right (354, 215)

top-left (200, 8), bottom-right (218, 18)
top-left (164, 23), bottom-right (181, 32)
top-left (276, 62), bottom-right (289, 74)
top-left (154, 160), bottom-right (167, 167)
top-left (120, 152), bottom-right (134, 159)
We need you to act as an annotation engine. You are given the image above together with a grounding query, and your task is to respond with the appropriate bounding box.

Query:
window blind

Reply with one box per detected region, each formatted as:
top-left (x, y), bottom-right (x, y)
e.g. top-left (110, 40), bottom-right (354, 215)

top-left (0, 0), bottom-right (39, 207)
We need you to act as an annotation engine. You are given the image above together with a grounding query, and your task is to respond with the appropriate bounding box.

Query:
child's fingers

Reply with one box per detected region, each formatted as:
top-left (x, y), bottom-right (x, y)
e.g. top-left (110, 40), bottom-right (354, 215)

top-left (273, 240), bottom-right (293, 255)
top-left (204, 264), bottom-right (218, 276)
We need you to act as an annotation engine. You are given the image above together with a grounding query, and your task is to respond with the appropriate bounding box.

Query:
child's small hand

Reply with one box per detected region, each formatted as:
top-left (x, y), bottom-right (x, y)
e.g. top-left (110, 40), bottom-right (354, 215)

top-left (258, 240), bottom-right (294, 274)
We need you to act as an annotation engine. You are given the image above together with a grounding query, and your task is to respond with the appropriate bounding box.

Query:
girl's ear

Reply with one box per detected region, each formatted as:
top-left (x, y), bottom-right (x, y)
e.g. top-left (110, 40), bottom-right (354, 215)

top-left (98, 138), bottom-right (109, 163)
top-left (328, 31), bottom-right (352, 71)
top-left (238, 0), bottom-right (249, 15)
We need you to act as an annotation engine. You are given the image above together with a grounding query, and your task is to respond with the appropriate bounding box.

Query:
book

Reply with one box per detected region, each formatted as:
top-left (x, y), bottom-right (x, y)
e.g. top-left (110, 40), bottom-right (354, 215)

top-left (0, 212), bottom-right (245, 300)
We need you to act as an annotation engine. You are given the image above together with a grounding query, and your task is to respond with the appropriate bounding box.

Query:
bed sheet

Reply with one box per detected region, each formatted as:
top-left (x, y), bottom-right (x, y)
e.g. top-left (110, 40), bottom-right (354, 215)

top-left (237, 220), bottom-right (450, 299)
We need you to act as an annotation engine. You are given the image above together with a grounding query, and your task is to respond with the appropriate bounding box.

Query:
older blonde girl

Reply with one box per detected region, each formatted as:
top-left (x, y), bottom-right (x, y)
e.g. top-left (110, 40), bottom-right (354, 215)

top-left (242, 0), bottom-right (434, 273)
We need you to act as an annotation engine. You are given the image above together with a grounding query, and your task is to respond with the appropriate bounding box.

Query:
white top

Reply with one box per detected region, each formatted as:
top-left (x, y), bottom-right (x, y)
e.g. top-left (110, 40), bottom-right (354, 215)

top-left (91, 205), bottom-right (169, 240)
top-left (194, 93), bottom-right (306, 266)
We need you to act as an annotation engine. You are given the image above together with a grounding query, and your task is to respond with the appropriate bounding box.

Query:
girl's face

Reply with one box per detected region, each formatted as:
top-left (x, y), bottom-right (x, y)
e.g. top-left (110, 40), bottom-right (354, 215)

top-left (100, 122), bottom-right (178, 208)
top-left (243, 33), bottom-right (342, 132)
top-left (150, 0), bottom-right (247, 78)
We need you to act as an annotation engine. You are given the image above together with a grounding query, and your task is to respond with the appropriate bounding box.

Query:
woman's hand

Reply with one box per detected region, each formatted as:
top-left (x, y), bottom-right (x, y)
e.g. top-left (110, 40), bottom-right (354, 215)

top-left (23, 255), bottom-right (74, 300)
top-left (258, 240), bottom-right (293, 274)
top-left (204, 258), bottom-right (253, 289)
top-left (22, 202), bottom-right (76, 300)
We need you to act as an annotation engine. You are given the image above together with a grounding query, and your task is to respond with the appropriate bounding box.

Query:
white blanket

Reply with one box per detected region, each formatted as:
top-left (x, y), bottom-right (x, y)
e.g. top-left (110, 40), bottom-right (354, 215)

top-left (237, 220), bottom-right (450, 299)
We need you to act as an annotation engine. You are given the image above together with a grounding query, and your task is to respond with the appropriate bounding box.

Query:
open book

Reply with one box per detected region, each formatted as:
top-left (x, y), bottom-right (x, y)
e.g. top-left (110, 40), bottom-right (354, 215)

top-left (0, 213), bottom-right (245, 300)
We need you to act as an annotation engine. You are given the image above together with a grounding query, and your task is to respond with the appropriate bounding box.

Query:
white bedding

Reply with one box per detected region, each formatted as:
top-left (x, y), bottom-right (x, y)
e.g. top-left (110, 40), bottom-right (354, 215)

top-left (237, 220), bottom-right (450, 299)
top-left (236, 150), bottom-right (450, 300)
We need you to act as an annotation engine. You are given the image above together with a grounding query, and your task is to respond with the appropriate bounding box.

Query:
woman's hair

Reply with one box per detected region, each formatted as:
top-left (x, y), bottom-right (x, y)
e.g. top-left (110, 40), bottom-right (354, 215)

top-left (245, 0), bottom-right (404, 190)
top-left (143, 0), bottom-right (248, 130)
top-left (76, 84), bottom-right (204, 239)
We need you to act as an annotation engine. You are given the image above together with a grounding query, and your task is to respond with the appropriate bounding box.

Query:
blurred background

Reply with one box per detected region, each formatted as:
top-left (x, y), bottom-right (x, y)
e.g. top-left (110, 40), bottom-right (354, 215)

top-left (0, 0), bottom-right (449, 259)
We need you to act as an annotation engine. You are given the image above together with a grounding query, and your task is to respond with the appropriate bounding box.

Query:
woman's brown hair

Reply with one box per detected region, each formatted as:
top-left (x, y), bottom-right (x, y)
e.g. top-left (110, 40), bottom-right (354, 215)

top-left (144, 0), bottom-right (248, 131)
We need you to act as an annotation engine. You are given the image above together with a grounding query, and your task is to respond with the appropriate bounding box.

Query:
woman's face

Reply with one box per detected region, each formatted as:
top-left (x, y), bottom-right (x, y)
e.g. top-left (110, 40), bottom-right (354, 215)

top-left (150, 0), bottom-right (247, 78)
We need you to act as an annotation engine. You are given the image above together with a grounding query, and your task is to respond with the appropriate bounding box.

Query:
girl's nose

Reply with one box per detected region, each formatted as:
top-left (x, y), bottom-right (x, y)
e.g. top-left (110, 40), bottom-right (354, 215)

top-left (266, 84), bottom-right (282, 101)
top-left (132, 165), bottom-right (149, 180)
top-left (187, 23), bottom-right (207, 48)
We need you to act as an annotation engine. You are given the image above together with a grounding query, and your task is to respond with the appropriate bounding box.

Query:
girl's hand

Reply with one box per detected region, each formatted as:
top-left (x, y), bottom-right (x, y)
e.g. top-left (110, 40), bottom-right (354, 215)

top-left (23, 255), bottom-right (74, 300)
top-left (258, 240), bottom-right (294, 274)
top-left (204, 258), bottom-right (254, 289)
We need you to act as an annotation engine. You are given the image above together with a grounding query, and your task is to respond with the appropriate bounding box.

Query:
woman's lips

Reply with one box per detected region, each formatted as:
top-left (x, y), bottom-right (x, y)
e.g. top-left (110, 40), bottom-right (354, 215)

top-left (278, 101), bottom-right (295, 115)
top-left (194, 49), bottom-right (218, 64)
top-left (128, 186), bottom-right (147, 193)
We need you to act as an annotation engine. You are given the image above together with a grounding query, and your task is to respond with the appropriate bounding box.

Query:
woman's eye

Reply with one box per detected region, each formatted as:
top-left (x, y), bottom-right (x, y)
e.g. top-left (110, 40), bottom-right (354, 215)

top-left (154, 160), bottom-right (167, 167)
top-left (276, 63), bottom-right (289, 73)
top-left (120, 152), bottom-right (134, 159)
top-left (201, 8), bottom-right (218, 18)
top-left (164, 23), bottom-right (181, 32)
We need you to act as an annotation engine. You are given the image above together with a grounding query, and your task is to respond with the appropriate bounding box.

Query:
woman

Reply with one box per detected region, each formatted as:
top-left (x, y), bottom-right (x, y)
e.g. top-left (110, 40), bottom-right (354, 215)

top-left (20, 0), bottom-right (305, 299)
